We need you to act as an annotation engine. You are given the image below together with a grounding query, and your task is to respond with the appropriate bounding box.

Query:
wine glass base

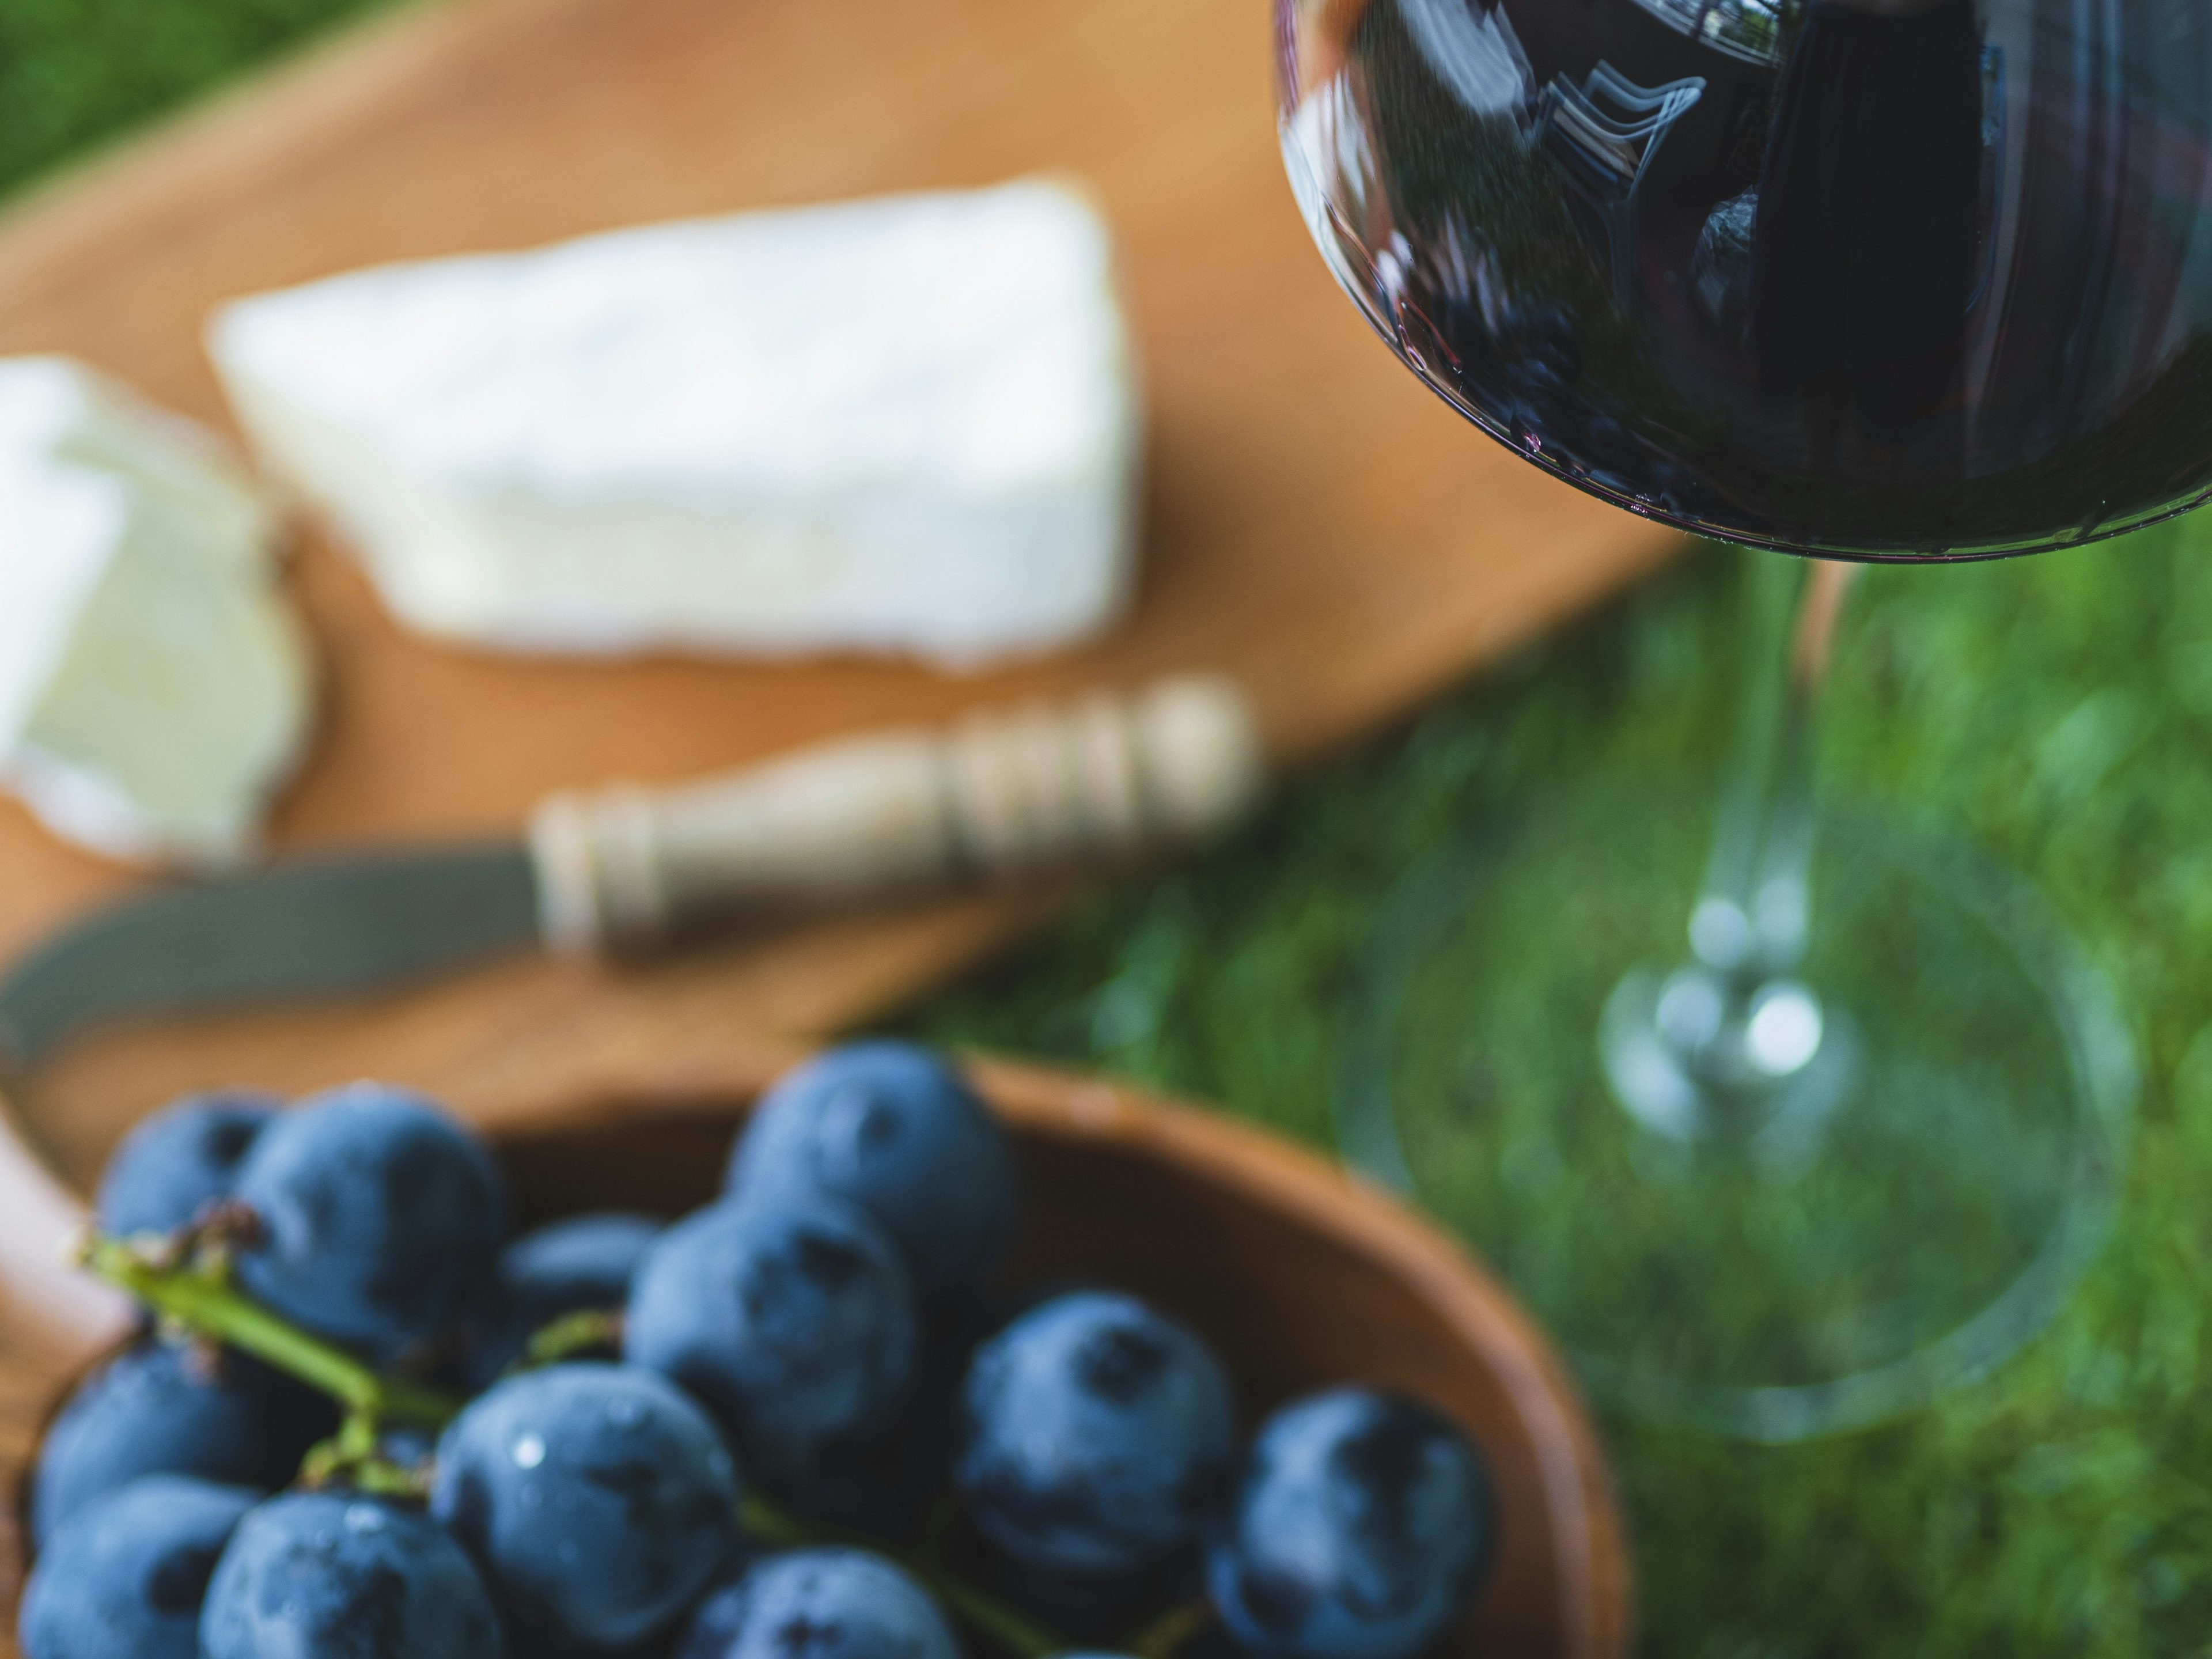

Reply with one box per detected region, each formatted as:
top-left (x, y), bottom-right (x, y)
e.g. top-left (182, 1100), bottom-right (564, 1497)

top-left (1339, 782), bottom-right (2135, 1441)
top-left (1599, 967), bottom-right (1860, 1168)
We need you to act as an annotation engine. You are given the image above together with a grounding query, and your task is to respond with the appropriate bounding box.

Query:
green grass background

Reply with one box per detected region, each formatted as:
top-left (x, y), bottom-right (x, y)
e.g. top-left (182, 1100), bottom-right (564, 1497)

top-left (11, 5), bottom-right (2212, 1652)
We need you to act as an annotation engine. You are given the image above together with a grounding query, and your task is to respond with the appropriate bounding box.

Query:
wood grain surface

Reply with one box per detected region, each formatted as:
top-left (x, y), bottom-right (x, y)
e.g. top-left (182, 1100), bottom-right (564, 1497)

top-left (0, 1051), bottom-right (1634, 1659)
top-left (0, 0), bottom-right (1677, 1188)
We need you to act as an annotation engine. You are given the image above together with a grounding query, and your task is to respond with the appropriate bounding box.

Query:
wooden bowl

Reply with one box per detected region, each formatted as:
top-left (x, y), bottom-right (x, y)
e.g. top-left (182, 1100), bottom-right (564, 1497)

top-left (0, 1054), bottom-right (1631, 1659)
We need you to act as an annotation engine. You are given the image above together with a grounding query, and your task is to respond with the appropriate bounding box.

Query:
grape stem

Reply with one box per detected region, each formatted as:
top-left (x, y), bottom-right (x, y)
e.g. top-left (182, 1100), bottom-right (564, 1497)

top-left (1131, 1600), bottom-right (1217, 1659)
top-left (299, 1412), bottom-right (435, 1499)
top-left (522, 1306), bottom-right (624, 1368)
top-left (79, 1232), bottom-right (461, 1427)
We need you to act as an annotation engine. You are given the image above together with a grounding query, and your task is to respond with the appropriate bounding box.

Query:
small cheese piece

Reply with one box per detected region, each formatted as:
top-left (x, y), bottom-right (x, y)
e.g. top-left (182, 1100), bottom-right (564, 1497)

top-left (0, 358), bottom-right (312, 868)
top-left (207, 179), bottom-right (1143, 671)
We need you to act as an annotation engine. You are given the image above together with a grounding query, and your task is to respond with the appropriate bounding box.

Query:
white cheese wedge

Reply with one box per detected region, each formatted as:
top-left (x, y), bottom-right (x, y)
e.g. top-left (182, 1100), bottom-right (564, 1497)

top-left (0, 358), bottom-right (312, 868)
top-left (207, 179), bottom-right (1143, 671)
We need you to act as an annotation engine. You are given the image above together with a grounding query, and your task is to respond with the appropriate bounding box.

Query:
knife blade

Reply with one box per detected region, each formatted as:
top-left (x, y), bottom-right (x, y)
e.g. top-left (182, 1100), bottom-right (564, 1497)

top-left (0, 844), bottom-right (537, 1070)
top-left (0, 675), bottom-right (1265, 1070)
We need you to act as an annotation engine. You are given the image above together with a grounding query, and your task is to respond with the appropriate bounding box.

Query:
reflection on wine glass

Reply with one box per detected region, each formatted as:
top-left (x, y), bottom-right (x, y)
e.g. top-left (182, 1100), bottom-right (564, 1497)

top-left (1279, 0), bottom-right (2177, 1435)
top-left (1285, 0), bottom-right (2212, 554)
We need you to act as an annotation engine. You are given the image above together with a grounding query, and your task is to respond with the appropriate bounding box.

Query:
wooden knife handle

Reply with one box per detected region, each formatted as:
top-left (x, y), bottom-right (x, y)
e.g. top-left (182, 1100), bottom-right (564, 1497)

top-left (528, 674), bottom-right (1268, 956)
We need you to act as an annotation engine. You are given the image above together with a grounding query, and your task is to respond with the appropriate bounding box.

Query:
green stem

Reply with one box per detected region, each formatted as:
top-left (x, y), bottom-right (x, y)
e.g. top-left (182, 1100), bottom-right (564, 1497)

top-left (300, 1414), bottom-right (435, 1499)
top-left (523, 1307), bottom-right (624, 1369)
top-left (739, 1493), bottom-right (817, 1548)
top-left (921, 1569), bottom-right (1065, 1659)
top-left (1129, 1599), bottom-right (1215, 1659)
top-left (740, 1494), bottom-right (1064, 1659)
top-left (82, 1234), bottom-right (463, 1427)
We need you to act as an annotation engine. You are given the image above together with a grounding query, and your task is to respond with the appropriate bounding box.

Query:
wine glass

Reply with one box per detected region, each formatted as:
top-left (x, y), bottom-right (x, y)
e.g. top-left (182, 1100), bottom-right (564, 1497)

top-left (1277, 0), bottom-right (2184, 1436)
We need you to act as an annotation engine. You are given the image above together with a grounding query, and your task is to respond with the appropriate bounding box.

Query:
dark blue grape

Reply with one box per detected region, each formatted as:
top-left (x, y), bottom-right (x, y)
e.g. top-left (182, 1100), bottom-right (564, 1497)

top-left (198, 1491), bottom-right (506, 1659)
top-left (464, 1212), bottom-right (662, 1388)
top-left (672, 1549), bottom-right (959, 1659)
top-left (18, 1475), bottom-right (257, 1659)
top-left (725, 1041), bottom-right (1018, 1298)
top-left (29, 1340), bottom-right (331, 1548)
top-left (626, 1197), bottom-right (916, 1500)
top-left (233, 1082), bottom-right (507, 1365)
top-left (431, 1362), bottom-right (740, 1655)
top-left (955, 1290), bottom-right (1236, 1578)
top-left (787, 1294), bottom-right (1002, 1544)
top-left (95, 1092), bottom-right (279, 1238)
top-left (1206, 1389), bottom-right (1495, 1659)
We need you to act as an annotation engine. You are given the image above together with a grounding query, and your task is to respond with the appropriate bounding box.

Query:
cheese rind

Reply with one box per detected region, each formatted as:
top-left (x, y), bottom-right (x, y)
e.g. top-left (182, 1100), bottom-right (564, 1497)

top-left (208, 180), bottom-right (1144, 669)
top-left (0, 358), bottom-right (312, 867)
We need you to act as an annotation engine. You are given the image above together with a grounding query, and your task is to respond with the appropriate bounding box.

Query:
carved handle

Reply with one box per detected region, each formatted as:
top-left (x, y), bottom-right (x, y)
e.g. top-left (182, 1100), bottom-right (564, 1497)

top-left (529, 675), bottom-right (1267, 955)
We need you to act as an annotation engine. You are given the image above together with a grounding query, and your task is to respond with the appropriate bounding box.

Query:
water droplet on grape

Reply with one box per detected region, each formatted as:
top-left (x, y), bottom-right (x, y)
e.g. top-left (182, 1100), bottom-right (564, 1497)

top-left (342, 1503), bottom-right (387, 1535)
top-left (512, 1432), bottom-right (547, 1469)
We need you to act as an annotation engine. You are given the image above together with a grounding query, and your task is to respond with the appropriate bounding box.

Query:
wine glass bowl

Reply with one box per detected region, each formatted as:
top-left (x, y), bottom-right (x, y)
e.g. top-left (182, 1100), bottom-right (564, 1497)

top-left (1278, 0), bottom-right (2212, 558)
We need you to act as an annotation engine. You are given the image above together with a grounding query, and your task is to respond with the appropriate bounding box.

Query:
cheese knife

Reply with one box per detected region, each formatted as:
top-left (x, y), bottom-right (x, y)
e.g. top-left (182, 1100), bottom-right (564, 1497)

top-left (0, 675), bottom-right (1266, 1071)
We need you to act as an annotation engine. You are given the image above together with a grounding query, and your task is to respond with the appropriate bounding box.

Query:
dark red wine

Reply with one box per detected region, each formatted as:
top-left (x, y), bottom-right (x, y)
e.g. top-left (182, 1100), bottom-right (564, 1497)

top-left (1278, 0), bottom-right (2212, 557)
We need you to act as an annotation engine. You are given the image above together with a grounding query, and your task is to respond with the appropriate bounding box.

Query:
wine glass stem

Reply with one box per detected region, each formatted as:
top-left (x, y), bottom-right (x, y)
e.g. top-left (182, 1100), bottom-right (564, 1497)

top-left (1691, 556), bottom-right (1858, 989)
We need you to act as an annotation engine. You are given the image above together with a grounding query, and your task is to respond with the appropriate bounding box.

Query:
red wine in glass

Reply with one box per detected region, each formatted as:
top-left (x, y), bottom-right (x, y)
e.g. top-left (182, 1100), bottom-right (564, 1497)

top-left (1281, 0), bottom-right (2212, 558)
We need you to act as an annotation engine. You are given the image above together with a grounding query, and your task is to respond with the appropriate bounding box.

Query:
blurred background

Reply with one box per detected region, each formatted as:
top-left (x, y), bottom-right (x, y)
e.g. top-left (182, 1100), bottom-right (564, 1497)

top-left (6, 1), bottom-right (2212, 1653)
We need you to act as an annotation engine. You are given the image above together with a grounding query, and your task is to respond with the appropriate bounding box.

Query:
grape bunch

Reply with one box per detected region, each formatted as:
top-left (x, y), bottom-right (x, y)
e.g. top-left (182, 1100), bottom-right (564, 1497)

top-left (18, 1041), bottom-right (1498, 1659)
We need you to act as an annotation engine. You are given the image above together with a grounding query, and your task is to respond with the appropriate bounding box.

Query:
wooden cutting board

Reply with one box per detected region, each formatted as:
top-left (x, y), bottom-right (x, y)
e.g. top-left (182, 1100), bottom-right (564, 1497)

top-left (0, 0), bottom-right (1677, 1192)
